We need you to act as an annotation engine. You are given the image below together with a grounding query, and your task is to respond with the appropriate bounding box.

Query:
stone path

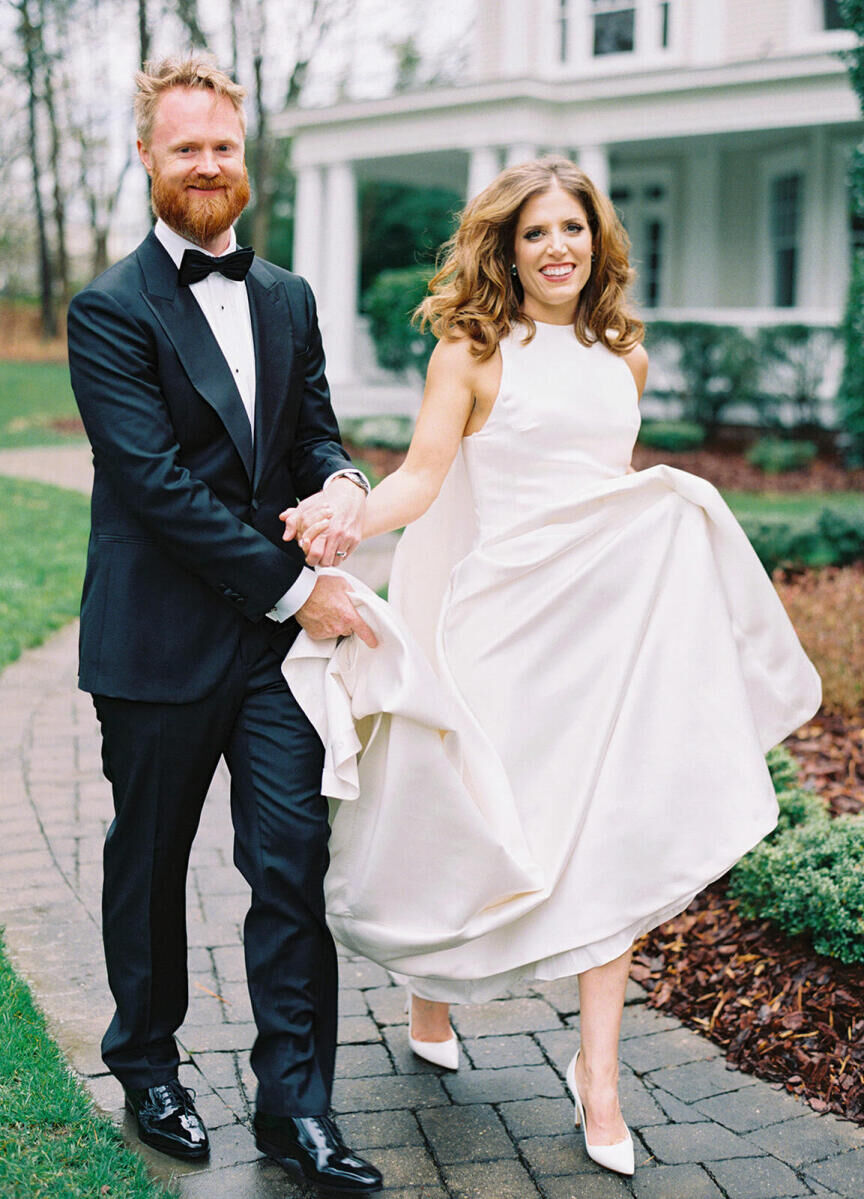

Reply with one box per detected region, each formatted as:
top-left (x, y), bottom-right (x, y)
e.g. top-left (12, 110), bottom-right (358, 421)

top-left (1, 445), bottom-right (862, 1199)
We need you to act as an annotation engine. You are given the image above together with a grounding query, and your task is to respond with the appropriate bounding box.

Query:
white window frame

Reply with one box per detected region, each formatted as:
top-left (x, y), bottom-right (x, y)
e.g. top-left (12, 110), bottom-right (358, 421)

top-left (609, 166), bottom-right (674, 310)
top-left (759, 149), bottom-right (807, 310)
top-left (787, 0), bottom-right (856, 52)
top-left (546, 0), bottom-right (682, 76)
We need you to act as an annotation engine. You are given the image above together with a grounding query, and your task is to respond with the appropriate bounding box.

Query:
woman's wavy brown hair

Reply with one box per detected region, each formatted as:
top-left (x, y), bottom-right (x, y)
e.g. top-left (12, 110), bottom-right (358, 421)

top-left (416, 155), bottom-right (643, 360)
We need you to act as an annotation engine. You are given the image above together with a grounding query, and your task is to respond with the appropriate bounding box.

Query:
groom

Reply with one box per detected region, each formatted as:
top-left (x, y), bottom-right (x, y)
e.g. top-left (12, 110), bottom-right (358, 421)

top-left (67, 56), bottom-right (382, 1194)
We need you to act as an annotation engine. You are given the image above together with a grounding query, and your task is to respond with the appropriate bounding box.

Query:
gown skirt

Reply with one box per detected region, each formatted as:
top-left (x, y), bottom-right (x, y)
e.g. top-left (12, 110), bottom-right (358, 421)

top-left (283, 323), bottom-right (821, 1003)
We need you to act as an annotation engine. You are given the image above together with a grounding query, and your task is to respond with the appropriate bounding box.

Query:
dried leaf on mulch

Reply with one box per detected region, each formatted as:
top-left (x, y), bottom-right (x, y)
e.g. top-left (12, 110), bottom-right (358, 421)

top-left (633, 884), bottom-right (864, 1124)
top-left (785, 716), bottom-right (864, 817)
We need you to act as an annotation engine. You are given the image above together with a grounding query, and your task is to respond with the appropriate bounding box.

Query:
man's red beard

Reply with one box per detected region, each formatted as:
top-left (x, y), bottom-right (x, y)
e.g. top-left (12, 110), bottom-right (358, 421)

top-left (150, 168), bottom-right (251, 246)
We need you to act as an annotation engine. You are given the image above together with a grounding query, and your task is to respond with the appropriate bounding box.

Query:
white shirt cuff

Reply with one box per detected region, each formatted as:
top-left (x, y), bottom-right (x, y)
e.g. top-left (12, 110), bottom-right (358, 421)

top-left (267, 567), bottom-right (317, 621)
top-left (323, 468), bottom-right (371, 494)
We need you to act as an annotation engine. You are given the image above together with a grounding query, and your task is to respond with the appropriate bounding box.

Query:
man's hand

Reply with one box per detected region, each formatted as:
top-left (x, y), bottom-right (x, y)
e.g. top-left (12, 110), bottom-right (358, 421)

top-left (295, 574), bottom-right (378, 647)
top-left (280, 478), bottom-right (366, 567)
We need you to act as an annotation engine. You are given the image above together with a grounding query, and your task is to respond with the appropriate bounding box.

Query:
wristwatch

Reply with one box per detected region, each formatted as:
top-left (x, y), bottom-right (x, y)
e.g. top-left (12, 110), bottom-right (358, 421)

top-left (324, 468), bottom-right (371, 495)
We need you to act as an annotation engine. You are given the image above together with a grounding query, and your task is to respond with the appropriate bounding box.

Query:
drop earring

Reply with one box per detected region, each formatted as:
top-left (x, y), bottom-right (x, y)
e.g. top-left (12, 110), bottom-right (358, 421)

top-left (510, 264), bottom-right (518, 277)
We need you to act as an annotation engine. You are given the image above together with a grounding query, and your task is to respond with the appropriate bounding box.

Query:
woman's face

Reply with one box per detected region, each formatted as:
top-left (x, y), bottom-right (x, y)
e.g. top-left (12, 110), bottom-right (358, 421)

top-left (512, 182), bottom-right (593, 325)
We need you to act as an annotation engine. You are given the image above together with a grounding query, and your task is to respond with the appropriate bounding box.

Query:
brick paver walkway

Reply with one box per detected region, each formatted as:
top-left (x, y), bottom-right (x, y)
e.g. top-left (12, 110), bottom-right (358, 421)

top-left (1, 446), bottom-right (862, 1198)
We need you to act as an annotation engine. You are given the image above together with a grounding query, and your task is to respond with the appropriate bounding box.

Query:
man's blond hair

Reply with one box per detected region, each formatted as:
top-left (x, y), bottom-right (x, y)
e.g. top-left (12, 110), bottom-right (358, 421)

top-left (134, 56), bottom-right (247, 146)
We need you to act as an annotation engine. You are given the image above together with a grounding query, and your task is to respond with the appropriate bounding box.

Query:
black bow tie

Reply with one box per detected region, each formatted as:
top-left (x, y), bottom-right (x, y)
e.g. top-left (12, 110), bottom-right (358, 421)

top-left (178, 246), bottom-right (254, 286)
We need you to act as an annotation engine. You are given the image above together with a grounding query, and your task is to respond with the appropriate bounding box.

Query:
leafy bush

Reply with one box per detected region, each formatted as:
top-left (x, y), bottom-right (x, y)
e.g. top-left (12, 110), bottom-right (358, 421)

top-left (637, 420), bottom-right (706, 452)
top-left (772, 786), bottom-right (829, 837)
top-left (765, 745), bottom-right (804, 793)
top-left (730, 815), bottom-right (864, 964)
top-left (646, 321), bottom-right (760, 432)
top-left (362, 266), bottom-right (436, 378)
top-left (745, 437), bottom-right (818, 474)
top-left (739, 506), bottom-right (864, 573)
top-left (838, 248), bottom-right (864, 467)
top-left (755, 324), bottom-right (840, 431)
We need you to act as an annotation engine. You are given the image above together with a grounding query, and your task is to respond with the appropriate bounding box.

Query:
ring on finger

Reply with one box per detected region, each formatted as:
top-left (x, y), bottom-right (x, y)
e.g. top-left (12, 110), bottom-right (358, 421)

top-left (335, 550), bottom-right (347, 558)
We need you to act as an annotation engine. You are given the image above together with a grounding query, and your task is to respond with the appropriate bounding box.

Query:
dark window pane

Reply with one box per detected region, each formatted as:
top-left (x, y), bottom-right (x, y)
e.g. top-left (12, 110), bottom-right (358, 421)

top-left (644, 184), bottom-right (666, 201)
top-left (593, 8), bottom-right (635, 55)
top-left (775, 247), bottom-right (797, 307)
top-left (823, 0), bottom-right (844, 30)
top-left (610, 187), bottom-right (631, 202)
top-left (559, 0), bottom-right (569, 61)
top-left (644, 219), bottom-right (663, 307)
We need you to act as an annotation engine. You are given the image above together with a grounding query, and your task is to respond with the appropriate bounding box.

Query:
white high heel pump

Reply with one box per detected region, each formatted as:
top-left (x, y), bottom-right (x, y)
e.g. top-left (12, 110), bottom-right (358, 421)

top-left (405, 989), bottom-right (459, 1071)
top-left (565, 1050), bottom-right (635, 1176)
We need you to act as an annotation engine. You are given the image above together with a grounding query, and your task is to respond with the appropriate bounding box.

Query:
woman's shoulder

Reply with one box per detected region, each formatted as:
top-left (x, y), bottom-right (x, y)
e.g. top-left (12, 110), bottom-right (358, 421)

top-left (621, 342), bottom-right (649, 397)
top-left (429, 329), bottom-right (492, 376)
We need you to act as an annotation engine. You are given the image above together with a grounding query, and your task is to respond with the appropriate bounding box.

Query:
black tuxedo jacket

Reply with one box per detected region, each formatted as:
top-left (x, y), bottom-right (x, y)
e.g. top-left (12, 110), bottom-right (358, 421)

top-left (67, 230), bottom-right (353, 703)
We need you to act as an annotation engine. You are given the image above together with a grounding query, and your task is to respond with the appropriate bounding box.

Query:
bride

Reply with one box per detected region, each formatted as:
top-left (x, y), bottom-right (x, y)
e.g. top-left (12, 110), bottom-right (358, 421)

top-left (280, 156), bottom-right (821, 1178)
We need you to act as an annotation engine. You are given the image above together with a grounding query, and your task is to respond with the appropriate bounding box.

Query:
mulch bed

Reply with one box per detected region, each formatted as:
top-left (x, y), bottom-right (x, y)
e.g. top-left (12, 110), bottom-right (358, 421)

top-left (348, 439), bottom-right (864, 494)
top-left (633, 882), bottom-right (864, 1125)
top-left (630, 442), bottom-right (864, 492)
top-left (632, 713), bottom-right (864, 1125)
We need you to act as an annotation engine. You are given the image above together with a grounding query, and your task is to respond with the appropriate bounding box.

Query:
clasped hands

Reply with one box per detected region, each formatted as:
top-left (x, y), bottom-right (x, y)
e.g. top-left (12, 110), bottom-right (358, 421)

top-left (279, 479), bottom-right (378, 648)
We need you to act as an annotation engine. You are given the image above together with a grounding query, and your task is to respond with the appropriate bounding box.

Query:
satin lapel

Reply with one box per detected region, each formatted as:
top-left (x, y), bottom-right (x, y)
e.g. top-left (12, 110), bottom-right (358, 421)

top-left (246, 258), bottom-right (294, 492)
top-left (137, 231), bottom-right (254, 481)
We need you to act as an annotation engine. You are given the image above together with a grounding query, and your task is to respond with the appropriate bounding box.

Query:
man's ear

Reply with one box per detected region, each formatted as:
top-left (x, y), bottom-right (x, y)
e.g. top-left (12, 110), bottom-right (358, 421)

top-left (137, 139), bottom-right (153, 174)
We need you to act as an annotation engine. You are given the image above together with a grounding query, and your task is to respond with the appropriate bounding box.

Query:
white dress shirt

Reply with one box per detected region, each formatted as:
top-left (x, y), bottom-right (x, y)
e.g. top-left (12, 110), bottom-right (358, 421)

top-left (155, 219), bottom-right (316, 617)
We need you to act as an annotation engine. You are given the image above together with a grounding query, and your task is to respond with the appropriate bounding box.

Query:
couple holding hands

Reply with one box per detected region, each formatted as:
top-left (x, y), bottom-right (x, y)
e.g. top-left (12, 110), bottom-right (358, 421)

top-left (67, 56), bottom-right (819, 1193)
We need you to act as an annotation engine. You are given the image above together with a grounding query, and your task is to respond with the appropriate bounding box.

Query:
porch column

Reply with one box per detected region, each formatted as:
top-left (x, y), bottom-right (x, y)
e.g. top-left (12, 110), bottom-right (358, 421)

top-left (576, 144), bottom-right (609, 196)
top-left (505, 143), bottom-right (538, 167)
top-left (292, 164), bottom-right (324, 293)
top-left (681, 146), bottom-right (721, 306)
top-left (321, 161), bottom-right (358, 389)
top-left (467, 146), bottom-right (500, 199)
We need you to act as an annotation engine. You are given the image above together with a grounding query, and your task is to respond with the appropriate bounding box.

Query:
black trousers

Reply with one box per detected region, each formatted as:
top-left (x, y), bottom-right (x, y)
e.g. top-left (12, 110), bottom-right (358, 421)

top-left (93, 620), bottom-right (337, 1117)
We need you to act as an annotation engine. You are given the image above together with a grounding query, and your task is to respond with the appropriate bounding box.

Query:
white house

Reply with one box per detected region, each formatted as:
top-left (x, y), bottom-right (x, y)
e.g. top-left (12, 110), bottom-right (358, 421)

top-left (275, 0), bottom-right (862, 408)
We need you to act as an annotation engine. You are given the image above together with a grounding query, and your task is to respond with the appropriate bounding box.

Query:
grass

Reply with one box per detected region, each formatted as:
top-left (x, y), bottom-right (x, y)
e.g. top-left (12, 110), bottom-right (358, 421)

top-left (722, 491), bottom-right (863, 520)
top-left (0, 362), bottom-right (82, 450)
top-left (0, 477), bottom-right (177, 1195)
top-left (0, 477), bottom-right (91, 671)
top-left (0, 933), bottom-right (178, 1199)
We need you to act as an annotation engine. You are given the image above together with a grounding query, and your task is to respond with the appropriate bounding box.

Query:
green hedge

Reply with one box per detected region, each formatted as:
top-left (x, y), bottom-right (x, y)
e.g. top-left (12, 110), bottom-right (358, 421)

top-left (637, 420), bottom-right (706, 452)
top-left (745, 437), bottom-right (818, 474)
top-left (730, 748), bottom-right (864, 965)
top-left (738, 506), bottom-right (864, 573)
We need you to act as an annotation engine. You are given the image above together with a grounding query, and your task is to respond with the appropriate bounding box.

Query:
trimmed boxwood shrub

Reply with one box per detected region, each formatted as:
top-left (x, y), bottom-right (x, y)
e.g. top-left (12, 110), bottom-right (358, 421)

top-left (730, 815), bottom-right (864, 964)
top-left (730, 748), bottom-right (864, 965)
top-left (745, 437), bottom-right (818, 474)
top-left (637, 420), bottom-right (706, 452)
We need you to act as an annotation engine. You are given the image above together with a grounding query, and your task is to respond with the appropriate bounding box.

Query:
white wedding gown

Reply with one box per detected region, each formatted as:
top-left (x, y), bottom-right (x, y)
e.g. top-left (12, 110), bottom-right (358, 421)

top-left (284, 322), bottom-right (821, 1003)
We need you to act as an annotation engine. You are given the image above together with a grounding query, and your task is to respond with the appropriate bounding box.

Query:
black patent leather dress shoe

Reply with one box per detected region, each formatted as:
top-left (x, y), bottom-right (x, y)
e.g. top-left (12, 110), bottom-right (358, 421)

top-left (124, 1079), bottom-right (210, 1160)
top-left (254, 1112), bottom-right (383, 1194)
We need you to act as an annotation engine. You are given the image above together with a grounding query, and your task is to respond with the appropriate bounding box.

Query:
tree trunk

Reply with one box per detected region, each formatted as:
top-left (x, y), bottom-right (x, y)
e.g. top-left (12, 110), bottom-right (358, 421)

top-left (138, 0), bottom-right (150, 65)
top-left (250, 49), bottom-right (272, 252)
top-left (41, 37), bottom-right (70, 304)
top-left (17, 0), bottom-right (57, 338)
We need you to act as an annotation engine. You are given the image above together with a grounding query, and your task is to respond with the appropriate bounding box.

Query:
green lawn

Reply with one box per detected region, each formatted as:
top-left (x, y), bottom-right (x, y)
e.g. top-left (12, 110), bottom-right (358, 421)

top-left (0, 477), bottom-right (90, 671)
top-left (723, 490), bottom-right (863, 520)
top-left (0, 361), bottom-right (82, 450)
top-left (0, 933), bottom-right (178, 1199)
top-left (0, 476), bottom-right (177, 1196)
